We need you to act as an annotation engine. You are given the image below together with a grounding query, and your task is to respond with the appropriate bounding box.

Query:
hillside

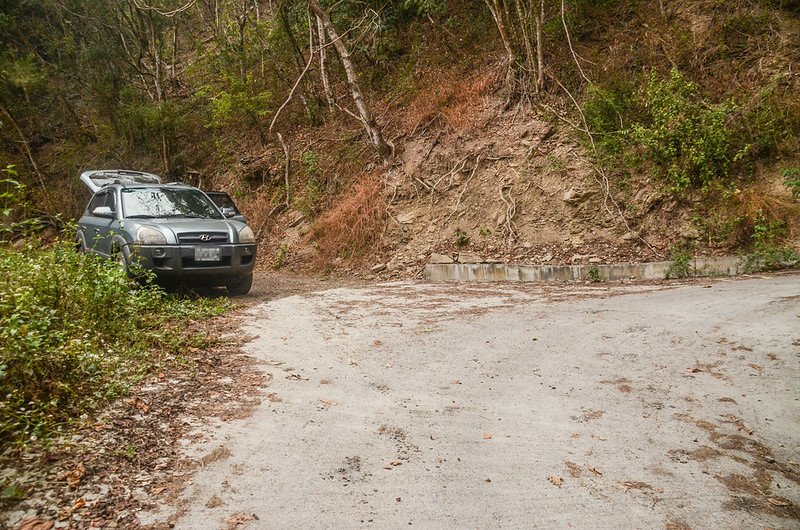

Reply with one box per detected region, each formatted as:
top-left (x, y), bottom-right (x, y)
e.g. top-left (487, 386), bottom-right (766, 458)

top-left (1, 0), bottom-right (798, 276)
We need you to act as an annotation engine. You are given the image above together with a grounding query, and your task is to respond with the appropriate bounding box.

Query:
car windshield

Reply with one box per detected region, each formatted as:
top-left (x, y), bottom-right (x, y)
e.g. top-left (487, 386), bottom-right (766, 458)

top-left (121, 187), bottom-right (222, 219)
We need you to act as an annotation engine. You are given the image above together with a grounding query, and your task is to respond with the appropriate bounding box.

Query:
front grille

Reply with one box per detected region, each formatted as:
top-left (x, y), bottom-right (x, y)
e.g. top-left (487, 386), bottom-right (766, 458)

top-left (177, 232), bottom-right (229, 244)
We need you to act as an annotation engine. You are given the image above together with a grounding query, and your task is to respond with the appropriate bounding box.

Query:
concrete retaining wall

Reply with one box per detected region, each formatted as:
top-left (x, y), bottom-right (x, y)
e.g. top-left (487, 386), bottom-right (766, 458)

top-left (424, 256), bottom-right (744, 282)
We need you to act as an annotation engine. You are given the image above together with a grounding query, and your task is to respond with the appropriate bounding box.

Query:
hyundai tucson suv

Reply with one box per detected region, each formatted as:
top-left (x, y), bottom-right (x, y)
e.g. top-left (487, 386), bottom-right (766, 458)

top-left (76, 169), bottom-right (256, 295)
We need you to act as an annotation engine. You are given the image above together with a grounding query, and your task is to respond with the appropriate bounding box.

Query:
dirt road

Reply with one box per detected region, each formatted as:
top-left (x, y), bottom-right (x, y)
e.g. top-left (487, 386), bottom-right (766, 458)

top-left (146, 275), bottom-right (800, 528)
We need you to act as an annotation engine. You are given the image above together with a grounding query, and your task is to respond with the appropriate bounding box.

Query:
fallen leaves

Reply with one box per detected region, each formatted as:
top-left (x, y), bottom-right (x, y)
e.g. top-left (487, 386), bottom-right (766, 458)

top-left (60, 463), bottom-right (85, 489)
top-left (564, 461), bottom-right (582, 478)
top-left (383, 460), bottom-right (403, 470)
top-left (18, 519), bottom-right (54, 530)
top-left (318, 399), bottom-right (338, 409)
top-left (226, 512), bottom-right (258, 527)
top-left (547, 475), bottom-right (563, 487)
top-left (126, 397), bottom-right (150, 414)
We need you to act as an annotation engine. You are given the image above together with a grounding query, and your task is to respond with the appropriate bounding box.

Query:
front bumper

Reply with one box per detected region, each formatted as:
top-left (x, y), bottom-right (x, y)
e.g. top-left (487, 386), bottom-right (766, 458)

top-left (131, 243), bottom-right (256, 284)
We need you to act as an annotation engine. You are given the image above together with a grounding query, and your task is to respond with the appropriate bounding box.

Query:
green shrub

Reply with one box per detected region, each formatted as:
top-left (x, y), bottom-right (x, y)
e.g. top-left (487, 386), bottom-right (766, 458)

top-left (272, 243), bottom-right (288, 270)
top-left (582, 69), bottom-right (783, 194)
top-left (665, 246), bottom-right (693, 279)
top-left (454, 228), bottom-right (469, 249)
top-left (630, 69), bottom-right (744, 192)
top-left (744, 209), bottom-right (798, 270)
top-left (783, 167), bottom-right (800, 198)
top-left (0, 239), bottom-right (229, 446)
top-left (0, 166), bottom-right (40, 240)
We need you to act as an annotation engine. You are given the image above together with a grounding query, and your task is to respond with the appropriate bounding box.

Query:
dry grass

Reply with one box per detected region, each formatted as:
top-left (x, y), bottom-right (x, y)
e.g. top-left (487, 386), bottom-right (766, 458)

top-left (728, 184), bottom-right (800, 243)
top-left (404, 71), bottom-right (497, 133)
top-left (239, 190), bottom-right (278, 241)
top-left (308, 173), bottom-right (387, 263)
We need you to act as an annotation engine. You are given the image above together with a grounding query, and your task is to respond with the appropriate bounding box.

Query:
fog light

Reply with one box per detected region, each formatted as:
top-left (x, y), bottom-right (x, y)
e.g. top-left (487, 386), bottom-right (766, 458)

top-left (153, 248), bottom-right (166, 258)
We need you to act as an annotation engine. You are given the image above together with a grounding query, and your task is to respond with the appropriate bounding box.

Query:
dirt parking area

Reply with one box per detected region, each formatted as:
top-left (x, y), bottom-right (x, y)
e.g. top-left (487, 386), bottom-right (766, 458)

top-left (144, 275), bottom-right (800, 528)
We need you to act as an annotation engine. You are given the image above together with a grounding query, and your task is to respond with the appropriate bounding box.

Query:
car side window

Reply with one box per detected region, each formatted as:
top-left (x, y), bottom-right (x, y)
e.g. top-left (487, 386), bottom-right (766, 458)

top-left (87, 192), bottom-right (106, 215)
top-left (104, 191), bottom-right (116, 212)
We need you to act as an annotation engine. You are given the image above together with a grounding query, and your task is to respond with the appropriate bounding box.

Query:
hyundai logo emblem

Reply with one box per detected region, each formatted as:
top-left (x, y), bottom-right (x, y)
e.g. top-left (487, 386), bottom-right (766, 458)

top-left (199, 234), bottom-right (212, 242)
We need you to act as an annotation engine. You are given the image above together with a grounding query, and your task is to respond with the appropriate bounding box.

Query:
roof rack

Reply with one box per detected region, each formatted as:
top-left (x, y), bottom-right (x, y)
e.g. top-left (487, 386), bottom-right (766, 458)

top-left (79, 169), bottom-right (162, 193)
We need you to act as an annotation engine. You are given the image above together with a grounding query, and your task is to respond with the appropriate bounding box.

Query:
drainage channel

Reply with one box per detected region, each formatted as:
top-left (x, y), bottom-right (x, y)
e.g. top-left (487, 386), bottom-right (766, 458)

top-left (424, 256), bottom-right (746, 282)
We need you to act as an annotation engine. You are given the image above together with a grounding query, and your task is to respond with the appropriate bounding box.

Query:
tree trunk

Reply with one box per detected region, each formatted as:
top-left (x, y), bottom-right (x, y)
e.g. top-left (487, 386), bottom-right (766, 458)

top-left (308, 0), bottom-right (391, 161)
top-left (0, 103), bottom-right (44, 189)
top-left (484, 0), bottom-right (518, 94)
top-left (536, 0), bottom-right (544, 92)
top-left (279, 2), bottom-right (317, 123)
top-left (317, 15), bottom-right (335, 113)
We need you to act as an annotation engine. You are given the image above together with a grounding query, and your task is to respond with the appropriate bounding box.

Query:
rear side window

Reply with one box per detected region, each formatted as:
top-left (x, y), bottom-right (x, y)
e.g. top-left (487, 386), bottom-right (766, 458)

top-left (208, 193), bottom-right (239, 213)
top-left (86, 191), bottom-right (116, 215)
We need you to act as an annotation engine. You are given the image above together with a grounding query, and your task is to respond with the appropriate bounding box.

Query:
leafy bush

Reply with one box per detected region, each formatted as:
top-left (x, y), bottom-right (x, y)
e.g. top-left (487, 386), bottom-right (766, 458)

top-left (582, 69), bottom-right (785, 194)
top-left (0, 240), bottom-right (229, 446)
top-left (783, 167), bottom-right (800, 198)
top-left (744, 208), bottom-right (798, 270)
top-left (630, 69), bottom-right (744, 192)
top-left (454, 228), bottom-right (469, 249)
top-left (204, 74), bottom-right (272, 130)
top-left (665, 246), bottom-right (693, 279)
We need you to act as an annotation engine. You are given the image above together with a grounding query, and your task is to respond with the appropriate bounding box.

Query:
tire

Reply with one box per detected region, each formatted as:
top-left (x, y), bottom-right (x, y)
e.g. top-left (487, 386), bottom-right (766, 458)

top-left (227, 274), bottom-right (253, 296)
top-left (113, 246), bottom-right (131, 275)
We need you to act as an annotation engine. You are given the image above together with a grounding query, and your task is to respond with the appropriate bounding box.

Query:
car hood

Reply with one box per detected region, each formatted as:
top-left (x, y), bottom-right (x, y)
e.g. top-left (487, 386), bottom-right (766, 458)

top-left (122, 217), bottom-right (248, 244)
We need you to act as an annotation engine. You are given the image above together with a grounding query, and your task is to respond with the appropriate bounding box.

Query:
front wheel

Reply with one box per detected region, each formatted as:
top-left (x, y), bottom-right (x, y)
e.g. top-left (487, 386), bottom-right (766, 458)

top-left (226, 274), bottom-right (253, 296)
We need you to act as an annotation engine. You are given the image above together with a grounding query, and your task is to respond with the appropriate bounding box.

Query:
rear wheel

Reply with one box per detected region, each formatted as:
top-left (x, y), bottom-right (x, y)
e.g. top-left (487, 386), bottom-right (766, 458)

top-left (226, 274), bottom-right (253, 296)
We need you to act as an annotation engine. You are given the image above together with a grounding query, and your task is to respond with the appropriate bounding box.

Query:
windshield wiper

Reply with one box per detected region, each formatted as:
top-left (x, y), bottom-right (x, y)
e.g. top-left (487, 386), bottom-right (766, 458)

top-left (164, 213), bottom-right (206, 219)
top-left (125, 214), bottom-right (156, 219)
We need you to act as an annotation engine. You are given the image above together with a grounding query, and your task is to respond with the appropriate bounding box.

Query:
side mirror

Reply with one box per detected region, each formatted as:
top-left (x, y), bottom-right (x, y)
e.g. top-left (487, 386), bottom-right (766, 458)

top-left (221, 207), bottom-right (236, 219)
top-left (92, 206), bottom-right (115, 218)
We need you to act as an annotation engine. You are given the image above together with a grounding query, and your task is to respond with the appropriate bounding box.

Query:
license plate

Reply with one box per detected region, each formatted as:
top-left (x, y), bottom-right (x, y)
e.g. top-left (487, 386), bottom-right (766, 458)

top-left (194, 246), bottom-right (221, 262)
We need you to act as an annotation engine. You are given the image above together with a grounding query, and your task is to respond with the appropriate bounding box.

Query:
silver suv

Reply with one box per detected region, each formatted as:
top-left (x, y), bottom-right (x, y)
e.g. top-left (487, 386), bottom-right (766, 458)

top-left (76, 170), bottom-right (256, 295)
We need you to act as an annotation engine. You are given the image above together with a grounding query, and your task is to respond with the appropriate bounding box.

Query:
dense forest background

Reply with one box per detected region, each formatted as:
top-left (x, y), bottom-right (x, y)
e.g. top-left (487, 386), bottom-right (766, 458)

top-left (1, 0), bottom-right (799, 270)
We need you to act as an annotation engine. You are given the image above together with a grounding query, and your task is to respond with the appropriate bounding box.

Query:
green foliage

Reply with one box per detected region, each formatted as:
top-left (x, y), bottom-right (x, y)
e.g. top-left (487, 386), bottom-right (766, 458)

top-left (587, 266), bottom-right (602, 283)
top-left (295, 177), bottom-right (326, 218)
top-left (301, 150), bottom-right (321, 176)
top-left (204, 75), bottom-right (272, 130)
top-left (743, 209), bottom-right (798, 271)
top-left (0, 238), bottom-right (229, 446)
top-left (398, 0), bottom-right (446, 19)
top-left (273, 243), bottom-right (288, 270)
top-left (630, 70), bottom-right (743, 191)
top-left (582, 69), bottom-right (787, 194)
top-left (665, 246), bottom-right (693, 279)
top-left (783, 168), bottom-right (800, 199)
top-left (0, 165), bottom-right (40, 240)
top-left (454, 228), bottom-right (469, 249)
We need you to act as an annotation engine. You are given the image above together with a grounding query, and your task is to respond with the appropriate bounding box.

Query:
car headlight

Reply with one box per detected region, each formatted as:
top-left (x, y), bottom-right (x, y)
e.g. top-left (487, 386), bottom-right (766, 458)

top-left (135, 226), bottom-right (167, 245)
top-left (238, 226), bottom-right (255, 244)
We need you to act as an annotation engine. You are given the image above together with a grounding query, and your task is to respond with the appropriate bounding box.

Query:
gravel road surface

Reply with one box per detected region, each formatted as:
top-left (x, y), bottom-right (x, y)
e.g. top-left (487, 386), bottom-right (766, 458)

top-left (147, 275), bottom-right (800, 528)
